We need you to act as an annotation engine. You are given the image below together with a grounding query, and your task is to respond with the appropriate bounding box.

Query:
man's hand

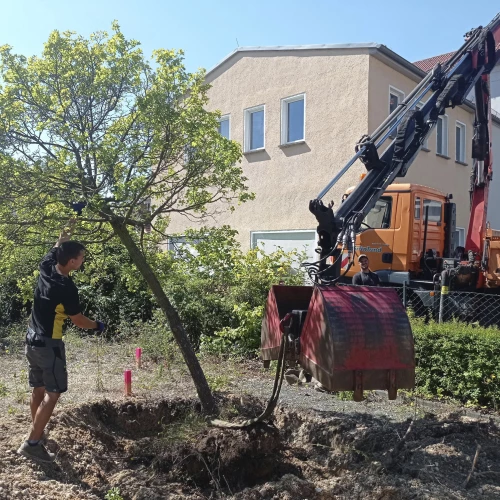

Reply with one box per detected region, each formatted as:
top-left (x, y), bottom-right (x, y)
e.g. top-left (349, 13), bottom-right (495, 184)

top-left (55, 218), bottom-right (77, 248)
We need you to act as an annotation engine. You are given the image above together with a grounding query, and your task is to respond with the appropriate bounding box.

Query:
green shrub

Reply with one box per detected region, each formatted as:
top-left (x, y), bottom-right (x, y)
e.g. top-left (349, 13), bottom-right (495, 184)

top-left (0, 322), bottom-right (26, 355)
top-left (73, 242), bottom-right (155, 332)
top-left (104, 488), bottom-right (124, 500)
top-left (412, 318), bottom-right (500, 407)
top-left (156, 226), bottom-right (306, 351)
top-left (0, 280), bottom-right (25, 326)
top-left (200, 303), bottom-right (264, 357)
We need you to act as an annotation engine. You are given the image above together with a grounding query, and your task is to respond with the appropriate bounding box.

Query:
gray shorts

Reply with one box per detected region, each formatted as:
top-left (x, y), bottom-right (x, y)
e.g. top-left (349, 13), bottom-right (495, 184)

top-left (25, 336), bottom-right (67, 393)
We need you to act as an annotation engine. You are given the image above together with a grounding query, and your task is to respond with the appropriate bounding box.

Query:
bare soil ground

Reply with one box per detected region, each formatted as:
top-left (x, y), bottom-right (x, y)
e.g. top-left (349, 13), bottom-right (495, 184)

top-left (1, 332), bottom-right (500, 499)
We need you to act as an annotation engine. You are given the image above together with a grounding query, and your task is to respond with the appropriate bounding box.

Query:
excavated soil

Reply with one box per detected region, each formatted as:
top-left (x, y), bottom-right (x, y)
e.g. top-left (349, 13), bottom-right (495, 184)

top-left (1, 394), bottom-right (500, 499)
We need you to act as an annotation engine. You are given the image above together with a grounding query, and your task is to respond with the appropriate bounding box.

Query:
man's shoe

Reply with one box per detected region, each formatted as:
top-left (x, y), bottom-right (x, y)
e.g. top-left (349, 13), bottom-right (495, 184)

top-left (17, 441), bottom-right (55, 463)
top-left (24, 430), bottom-right (48, 444)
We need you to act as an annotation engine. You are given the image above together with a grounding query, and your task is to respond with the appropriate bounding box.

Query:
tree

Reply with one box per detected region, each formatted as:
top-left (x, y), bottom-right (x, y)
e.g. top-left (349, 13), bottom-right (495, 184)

top-left (0, 23), bottom-right (253, 414)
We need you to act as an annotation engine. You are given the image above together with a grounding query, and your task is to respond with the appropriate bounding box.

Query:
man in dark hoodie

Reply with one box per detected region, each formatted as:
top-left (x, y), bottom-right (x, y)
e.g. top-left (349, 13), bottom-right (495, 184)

top-left (17, 222), bottom-right (105, 463)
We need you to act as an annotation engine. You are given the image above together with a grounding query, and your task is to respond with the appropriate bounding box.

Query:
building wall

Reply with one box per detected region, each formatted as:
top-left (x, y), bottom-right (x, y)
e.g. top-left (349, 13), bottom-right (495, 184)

top-left (367, 55), bottom-right (475, 230)
top-left (166, 49), bottom-right (498, 255)
top-left (167, 50), bottom-right (371, 251)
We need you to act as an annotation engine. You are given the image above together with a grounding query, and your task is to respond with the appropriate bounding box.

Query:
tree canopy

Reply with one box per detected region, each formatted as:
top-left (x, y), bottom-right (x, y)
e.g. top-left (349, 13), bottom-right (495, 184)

top-left (0, 22), bottom-right (254, 414)
top-left (0, 21), bottom-right (251, 246)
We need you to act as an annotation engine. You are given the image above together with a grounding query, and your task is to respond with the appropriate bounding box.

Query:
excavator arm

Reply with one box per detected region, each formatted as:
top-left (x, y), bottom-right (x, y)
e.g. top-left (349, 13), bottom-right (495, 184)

top-left (306, 12), bottom-right (500, 285)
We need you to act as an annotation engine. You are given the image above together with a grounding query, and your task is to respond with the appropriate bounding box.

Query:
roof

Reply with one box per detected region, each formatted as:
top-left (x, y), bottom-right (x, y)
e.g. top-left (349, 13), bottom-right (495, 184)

top-left (413, 51), bottom-right (456, 73)
top-left (205, 43), bottom-right (427, 82)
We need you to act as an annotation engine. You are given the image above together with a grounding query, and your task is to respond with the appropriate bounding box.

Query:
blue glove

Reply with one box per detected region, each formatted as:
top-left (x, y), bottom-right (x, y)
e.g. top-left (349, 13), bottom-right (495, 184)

top-left (95, 321), bottom-right (106, 332)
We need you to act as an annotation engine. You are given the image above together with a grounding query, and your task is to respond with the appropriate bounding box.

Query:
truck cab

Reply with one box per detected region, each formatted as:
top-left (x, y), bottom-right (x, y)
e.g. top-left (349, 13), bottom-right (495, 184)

top-left (340, 183), bottom-right (453, 287)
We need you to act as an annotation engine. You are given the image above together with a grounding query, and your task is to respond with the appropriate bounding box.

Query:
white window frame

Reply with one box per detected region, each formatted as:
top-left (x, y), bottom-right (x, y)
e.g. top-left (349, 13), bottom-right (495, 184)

top-left (280, 93), bottom-right (306, 145)
top-left (415, 101), bottom-right (429, 150)
top-left (166, 236), bottom-right (200, 258)
top-left (455, 120), bottom-right (466, 163)
top-left (436, 114), bottom-right (449, 157)
top-left (244, 104), bottom-right (265, 152)
top-left (218, 114), bottom-right (230, 139)
top-left (389, 86), bottom-right (405, 139)
top-left (250, 229), bottom-right (316, 249)
top-left (455, 227), bottom-right (466, 248)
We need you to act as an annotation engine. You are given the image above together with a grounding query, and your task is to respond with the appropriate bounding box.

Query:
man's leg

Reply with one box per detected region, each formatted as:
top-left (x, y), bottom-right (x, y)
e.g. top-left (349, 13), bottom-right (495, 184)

top-left (30, 386), bottom-right (45, 422)
top-left (28, 392), bottom-right (60, 442)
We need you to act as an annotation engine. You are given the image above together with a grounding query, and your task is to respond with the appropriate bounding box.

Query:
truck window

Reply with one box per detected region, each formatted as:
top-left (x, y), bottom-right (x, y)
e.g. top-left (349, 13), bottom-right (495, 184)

top-left (362, 196), bottom-right (392, 229)
top-left (415, 197), bottom-right (421, 220)
top-left (423, 199), bottom-right (442, 222)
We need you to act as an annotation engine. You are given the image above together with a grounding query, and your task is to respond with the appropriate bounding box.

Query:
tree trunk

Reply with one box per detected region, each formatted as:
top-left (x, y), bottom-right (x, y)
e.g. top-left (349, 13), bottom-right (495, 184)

top-left (111, 220), bottom-right (217, 415)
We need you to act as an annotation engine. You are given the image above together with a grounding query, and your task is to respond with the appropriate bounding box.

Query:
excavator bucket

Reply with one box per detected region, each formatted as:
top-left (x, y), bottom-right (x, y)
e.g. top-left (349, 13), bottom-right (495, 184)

top-left (261, 285), bottom-right (415, 401)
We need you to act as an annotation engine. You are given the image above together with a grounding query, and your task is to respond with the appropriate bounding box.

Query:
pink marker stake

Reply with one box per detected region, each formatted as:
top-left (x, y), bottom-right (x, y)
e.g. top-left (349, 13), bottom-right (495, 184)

top-left (135, 347), bottom-right (142, 369)
top-left (124, 369), bottom-right (132, 396)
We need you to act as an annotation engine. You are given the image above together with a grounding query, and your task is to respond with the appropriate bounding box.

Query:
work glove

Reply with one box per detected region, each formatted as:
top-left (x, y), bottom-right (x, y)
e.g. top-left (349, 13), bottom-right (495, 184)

top-left (94, 321), bottom-right (106, 333)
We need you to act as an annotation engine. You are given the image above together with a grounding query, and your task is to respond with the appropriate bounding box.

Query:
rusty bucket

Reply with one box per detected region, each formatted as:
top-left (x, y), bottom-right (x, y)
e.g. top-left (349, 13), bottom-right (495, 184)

top-left (261, 285), bottom-right (415, 400)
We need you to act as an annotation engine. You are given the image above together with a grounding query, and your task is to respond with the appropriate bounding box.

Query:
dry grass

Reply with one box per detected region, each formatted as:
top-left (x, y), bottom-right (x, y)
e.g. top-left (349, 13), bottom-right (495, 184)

top-left (0, 329), bottom-right (245, 418)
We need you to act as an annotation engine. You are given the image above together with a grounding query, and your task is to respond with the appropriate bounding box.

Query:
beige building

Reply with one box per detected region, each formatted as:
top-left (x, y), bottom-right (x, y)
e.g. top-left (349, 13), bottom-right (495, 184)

top-left (167, 44), bottom-right (500, 260)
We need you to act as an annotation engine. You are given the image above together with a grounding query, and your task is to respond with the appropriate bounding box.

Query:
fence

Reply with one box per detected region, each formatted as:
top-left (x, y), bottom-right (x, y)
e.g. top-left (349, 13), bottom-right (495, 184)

top-left (393, 284), bottom-right (500, 327)
top-left (306, 279), bottom-right (500, 328)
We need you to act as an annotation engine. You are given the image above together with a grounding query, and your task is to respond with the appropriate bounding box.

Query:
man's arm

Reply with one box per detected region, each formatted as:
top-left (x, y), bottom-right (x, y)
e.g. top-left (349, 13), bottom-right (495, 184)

top-left (352, 273), bottom-right (361, 285)
top-left (68, 313), bottom-right (99, 330)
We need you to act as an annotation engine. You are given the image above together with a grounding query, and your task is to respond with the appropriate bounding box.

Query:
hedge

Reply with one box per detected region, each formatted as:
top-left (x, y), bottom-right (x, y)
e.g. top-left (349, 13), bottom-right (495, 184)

top-left (412, 317), bottom-right (500, 408)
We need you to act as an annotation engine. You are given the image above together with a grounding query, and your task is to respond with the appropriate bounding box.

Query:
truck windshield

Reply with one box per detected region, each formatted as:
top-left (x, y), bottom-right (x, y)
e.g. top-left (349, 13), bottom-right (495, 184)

top-left (361, 196), bottom-right (392, 230)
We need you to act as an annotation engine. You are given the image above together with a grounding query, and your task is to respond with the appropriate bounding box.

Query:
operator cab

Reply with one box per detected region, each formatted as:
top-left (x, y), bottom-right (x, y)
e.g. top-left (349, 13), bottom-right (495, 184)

top-left (341, 183), bottom-right (453, 285)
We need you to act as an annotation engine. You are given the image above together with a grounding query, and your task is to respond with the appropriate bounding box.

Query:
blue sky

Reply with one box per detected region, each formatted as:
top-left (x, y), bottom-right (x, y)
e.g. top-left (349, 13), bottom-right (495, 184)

top-left (1, 1), bottom-right (498, 73)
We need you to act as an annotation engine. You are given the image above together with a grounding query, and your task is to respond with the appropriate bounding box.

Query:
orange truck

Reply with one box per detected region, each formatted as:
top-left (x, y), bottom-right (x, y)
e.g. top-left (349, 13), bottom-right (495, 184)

top-left (340, 182), bottom-right (500, 291)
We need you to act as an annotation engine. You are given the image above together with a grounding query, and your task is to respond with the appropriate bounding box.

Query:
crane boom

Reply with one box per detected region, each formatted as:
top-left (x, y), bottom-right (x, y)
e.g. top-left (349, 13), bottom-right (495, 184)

top-left (306, 12), bottom-right (500, 285)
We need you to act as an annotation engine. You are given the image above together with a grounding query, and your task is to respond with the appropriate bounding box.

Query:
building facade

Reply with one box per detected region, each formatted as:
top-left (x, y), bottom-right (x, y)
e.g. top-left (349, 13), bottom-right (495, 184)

top-left (166, 44), bottom-right (499, 259)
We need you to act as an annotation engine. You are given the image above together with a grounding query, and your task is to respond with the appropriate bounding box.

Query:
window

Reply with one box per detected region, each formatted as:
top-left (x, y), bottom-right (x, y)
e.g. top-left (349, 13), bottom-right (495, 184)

top-left (455, 227), bottom-right (465, 248)
top-left (361, 196), bottom-right (392, 230)
top-left (218, 115), bottom-right (230, 139)
top-left (281, 94), bottom-right (305, 144)
top-left (423, 199), bottom-right (442, 223)
top-left (250, 230), bottom-right (317, 265)
top-left (167, 236), bottom-right (199, 258)
top-left (415, 196), bottom-right (421, 220)
top-left (415, 101), bottom-right (429, 150)
top-left (436, 115), bottom-right (448, 156)
top-left (244, 105), bottom-right (265, 152)
top-left (455, 121), bottom-right (466, 163)
top-left (389, 87), bottom-right (405, 139)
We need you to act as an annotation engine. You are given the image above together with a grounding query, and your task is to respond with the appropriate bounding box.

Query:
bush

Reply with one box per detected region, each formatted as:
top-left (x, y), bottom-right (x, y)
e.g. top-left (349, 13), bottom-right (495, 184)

top-left (155, 226), bottom-right (306, 353)
top-left (0, 280), bottom-right (25, 326)
top-left (199, 303), bottom-right (264, 357)
top-left (412, 318), bottom-right (500, 407)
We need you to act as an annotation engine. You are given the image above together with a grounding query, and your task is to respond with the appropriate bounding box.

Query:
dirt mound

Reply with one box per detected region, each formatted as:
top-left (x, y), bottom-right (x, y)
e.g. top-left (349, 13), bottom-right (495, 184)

top-left (1, 396), bottom-right (500, 499)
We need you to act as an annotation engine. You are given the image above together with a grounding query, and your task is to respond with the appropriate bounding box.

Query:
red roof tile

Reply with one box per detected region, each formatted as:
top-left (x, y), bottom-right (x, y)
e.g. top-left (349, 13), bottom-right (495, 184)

top-left (413, 51), bottom-right (456, 72)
